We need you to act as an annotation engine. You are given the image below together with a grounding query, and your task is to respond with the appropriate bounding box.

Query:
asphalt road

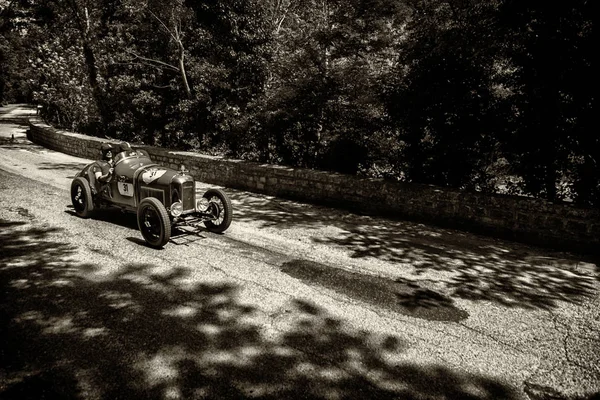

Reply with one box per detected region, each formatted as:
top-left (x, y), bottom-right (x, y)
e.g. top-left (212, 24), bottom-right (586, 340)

top-left (1, 105), bottom-right (599, 400)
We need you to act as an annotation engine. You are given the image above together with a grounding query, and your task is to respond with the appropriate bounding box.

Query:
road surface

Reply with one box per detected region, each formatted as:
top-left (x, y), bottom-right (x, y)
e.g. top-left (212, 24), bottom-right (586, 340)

top-left (1, 105), bottom-right (599, 400)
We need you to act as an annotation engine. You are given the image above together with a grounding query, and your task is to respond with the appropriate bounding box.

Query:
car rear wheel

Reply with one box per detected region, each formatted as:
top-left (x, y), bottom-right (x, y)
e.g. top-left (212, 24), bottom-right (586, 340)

top-left (203, 189), bottom-right (232, 233)
top-left (137, 197), bottom-right (171, 248)
top-left (71, 177), bottom-right (94, 218)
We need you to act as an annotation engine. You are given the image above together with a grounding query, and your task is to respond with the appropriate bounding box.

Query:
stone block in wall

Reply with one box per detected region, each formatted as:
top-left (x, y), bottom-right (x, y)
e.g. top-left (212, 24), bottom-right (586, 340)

top-left (562, 206), bottom-right (597, 219)
top-left (434, 201), bottom-right (458, 218)
top-left (457, 192), bottom-right (481, 207)
top-left (545, 216), bottom-right (566, 230)
top-left (457, 203), bottom-right (485, 220)
top-left (487, 207), bottom-right (516, 223)
top-left (271, 165), bottom-right (296, 177)
top-left (566, 220), bottom-right (590, 236)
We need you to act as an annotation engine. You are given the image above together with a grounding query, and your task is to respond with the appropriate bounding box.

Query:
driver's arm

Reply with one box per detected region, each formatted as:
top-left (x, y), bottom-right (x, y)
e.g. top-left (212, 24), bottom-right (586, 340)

top-left (97, 167), bottom-right (114, 182)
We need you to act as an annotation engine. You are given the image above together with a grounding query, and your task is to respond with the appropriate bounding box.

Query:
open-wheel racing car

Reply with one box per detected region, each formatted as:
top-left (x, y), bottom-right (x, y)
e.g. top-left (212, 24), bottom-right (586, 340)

top-left (70, 143), bottom-right (232, 248)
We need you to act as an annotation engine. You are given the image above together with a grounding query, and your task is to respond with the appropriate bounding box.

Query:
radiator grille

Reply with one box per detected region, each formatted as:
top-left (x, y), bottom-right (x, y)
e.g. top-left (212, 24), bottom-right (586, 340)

top-left (182, 182), bottom-right (195, 211)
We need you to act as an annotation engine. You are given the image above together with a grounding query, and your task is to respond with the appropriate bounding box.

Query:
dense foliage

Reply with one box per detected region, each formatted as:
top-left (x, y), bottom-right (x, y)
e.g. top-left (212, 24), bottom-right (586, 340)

top-left (1, 0), bottom-right (596, 206)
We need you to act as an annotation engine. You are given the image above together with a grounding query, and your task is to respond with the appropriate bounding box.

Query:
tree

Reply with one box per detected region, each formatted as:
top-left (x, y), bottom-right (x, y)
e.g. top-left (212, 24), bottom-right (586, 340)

top-left (1, 0), bottom-right (117, 132)
top-left (119, 0), bottom-right (192, 98)
top-left (385, 0), bottom-right (505, 190)
top-left (257, 0), bottom-right (407, 173)
top-left (497, 0), bottom-right (595, 204)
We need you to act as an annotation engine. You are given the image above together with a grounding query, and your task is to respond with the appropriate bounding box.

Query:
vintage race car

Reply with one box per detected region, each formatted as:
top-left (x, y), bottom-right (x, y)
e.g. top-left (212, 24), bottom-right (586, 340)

top-left (70, 143), bottom-right (232, 248)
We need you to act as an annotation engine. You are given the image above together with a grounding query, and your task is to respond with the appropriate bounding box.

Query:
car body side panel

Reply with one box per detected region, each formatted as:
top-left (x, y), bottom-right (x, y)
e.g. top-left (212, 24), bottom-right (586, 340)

top-left (77, 163), bottom-right (96, 179)
top-left (81, 151), bottom-right (197, 213)
top-left (101, 153), bottom-right (152, 209)
top-left (137, 167), bottom-right (180, 207)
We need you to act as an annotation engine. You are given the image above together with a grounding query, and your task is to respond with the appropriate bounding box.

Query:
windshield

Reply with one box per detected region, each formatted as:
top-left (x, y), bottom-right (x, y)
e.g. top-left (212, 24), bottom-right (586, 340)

top-left (114, 149), bottom-right (151, 165)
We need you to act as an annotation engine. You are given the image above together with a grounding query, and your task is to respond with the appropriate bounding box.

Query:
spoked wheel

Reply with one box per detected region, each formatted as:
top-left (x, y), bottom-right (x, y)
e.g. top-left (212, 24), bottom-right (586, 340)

top-left (137, 197), bottom-right (171, 248)
top-left (203, 189), bottom-right (232, 233)
top-left (71, 177), bottom-right (94, 218)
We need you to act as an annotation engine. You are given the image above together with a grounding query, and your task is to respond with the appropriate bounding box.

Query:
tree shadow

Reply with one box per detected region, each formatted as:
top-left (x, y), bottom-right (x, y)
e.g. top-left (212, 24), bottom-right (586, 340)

top-left (281, 260), bottom-right (469, 322)
top-left (37, 161), bottom-right (89, 172)
top-left (315, 223), bottom-right (598, 310)
top-left (66, 209), bottom-right (209, 247)
top-left (0, 133), bottom-right (53, 153)
top-left (230, 190), bottom-right (599, 310)
top-left (64, 209), bottom-right (140, 231)
top-left (0, 219), bottom-right (524, 399)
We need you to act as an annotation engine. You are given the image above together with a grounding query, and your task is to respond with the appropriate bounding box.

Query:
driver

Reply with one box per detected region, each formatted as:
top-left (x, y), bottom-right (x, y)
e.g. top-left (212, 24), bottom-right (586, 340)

top-left (88, 143), bottom-right (115, 196)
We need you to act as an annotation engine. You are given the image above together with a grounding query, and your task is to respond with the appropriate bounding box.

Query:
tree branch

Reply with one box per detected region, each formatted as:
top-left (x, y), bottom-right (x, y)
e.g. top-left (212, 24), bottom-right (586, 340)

top-left (147, 8), bottom-right (178, 42)
top-left (124, 50), bottom-right (179, 72)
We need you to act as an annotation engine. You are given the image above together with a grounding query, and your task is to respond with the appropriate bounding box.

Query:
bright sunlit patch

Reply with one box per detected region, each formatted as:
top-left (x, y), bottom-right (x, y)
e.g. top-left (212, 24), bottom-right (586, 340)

top-left (99, 291), bottom-right (140, 311)
top-left (74, 368), bottom-right (101, 400)
top-left (295, 362), bottom-right (317, 375)
top-left (318, 367), bottom-right (347, 381)
top-left (461, 382), bottom-right (487, 398)
top-left (50, 279), bottom-right (74, 287)
top-left (238, 346), bottom-right (261, 358)
top-left (122, 274), bottom-right (154, 286)
top-left (201, 351), bottom-right (237, 364)
top-left (15, 310), bottom-right (43, 321)
top-left (208, 294), bottom-right (230, 306)
top-left (162, 305), bottom-right (198, 318)
top-left (272, 346), bottom-right (296, 357)
top-left (135, 349), bottom-right (185, 386)
top-left (197, 324), bottom-right (221, 336)
top-left (42, 316), bottom-right (76, 334)
top-left (4, 260), bottom-right (27, 268)
top-left (83, 327), bottom-right (108, 338)
top-left (10, 279), bottom-right (30, 289)
top-left (164, 386), bottom-right (181, 400)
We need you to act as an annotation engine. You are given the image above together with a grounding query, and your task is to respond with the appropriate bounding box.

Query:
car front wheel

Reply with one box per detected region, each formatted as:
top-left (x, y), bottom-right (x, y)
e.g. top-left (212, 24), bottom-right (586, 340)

top-left (202, 188), bottom-right (233, 233)
top-left (137, 197), bottom-right (171, 248)
top-left (71, 177), bottom-right (94, 218)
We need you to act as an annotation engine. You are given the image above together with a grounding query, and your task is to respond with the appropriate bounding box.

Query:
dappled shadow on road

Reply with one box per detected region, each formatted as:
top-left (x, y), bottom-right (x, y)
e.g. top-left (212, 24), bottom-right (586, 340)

top-left (37, 161), bottom-right (89, 172)
top-left (230, 190), bottom-right (599, 311)
top-left (281, 260), bottom-right (469, 322)
top-left (0, 131), bottom-right (52, 154)
top-left (38, 161), bottom-right (88, 180)
top-left (0, 219), bottom-right (522, 399)
top-left (0, 219), bottom-right (75, 262)
top-left (65, 208), bottom-right (139, 231)
top-left (0, 131), bottom-right (88, 178)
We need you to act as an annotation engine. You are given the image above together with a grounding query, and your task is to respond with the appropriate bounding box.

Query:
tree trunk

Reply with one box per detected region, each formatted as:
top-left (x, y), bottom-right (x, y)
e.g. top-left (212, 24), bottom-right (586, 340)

top-left (177, 39), bottom-right (192, 98)
top-left (82, 41), bottom-right (108, 122)
top-left (70, 3), bottom-right (109, 129)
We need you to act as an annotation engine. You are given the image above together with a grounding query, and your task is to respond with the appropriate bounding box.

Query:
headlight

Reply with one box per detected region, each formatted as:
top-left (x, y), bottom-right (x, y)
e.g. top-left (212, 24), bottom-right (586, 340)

top-left (170, 201), bottom-right (183, 217)
top-left (196, 198), bottom-right (210, 212)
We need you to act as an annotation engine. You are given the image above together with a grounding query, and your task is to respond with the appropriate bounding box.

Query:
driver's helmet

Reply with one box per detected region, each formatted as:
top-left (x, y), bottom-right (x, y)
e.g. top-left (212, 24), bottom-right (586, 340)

top-left (101, 143), bottom-right (114, 160)
top-left (118, 141), bottom-right (132, 153)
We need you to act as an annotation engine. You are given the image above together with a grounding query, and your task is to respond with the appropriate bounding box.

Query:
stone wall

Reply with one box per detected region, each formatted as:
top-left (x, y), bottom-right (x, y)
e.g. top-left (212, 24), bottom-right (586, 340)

top-left (28, 118), bottom-right (600, 255)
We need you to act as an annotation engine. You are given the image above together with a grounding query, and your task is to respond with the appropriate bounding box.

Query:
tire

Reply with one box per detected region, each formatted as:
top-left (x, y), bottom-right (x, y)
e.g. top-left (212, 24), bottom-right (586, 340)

top-left (137, 197), bottom-right (171, 248)
top-left (203, 188), bottom-right (233, 233)
top-left (71, 177), bottom-right (94, 218)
